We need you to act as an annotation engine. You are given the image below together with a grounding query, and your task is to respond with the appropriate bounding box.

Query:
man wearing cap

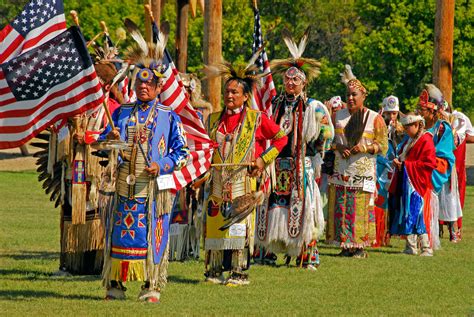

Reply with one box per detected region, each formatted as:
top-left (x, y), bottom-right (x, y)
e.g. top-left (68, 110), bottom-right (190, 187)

top-left (374, 95), bottom-right (403, 246)
top-left (381, 95), bottom-right (404, 145)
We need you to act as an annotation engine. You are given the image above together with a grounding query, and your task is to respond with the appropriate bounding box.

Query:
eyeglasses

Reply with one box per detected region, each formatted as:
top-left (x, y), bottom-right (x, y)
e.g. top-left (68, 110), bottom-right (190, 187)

top-left (284, 76), bottom-right (303, 85)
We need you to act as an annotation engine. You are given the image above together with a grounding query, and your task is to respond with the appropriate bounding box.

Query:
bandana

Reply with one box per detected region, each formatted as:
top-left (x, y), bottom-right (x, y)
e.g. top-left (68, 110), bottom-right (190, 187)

top-left (285, 66), bottom-right (306, 81)
top-left (347, 78), bottom-right (367, 95)
top-left (418, 89), bottom-right (437, 110)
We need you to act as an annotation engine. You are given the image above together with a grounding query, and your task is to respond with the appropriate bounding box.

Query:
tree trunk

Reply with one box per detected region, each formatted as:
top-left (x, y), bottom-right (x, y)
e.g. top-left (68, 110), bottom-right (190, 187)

top-left (433, 0), bottom-right (455, 105)
top-left (176, 0), bottom-right (189, 72)
top-left (203, 0), bottom-right (222, 112)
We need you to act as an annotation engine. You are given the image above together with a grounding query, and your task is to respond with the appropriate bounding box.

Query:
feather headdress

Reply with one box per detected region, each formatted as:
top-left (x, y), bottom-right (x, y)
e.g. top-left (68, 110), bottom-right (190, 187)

top-left (89, 23), bottom-right (127, 103)
top-left (340, 64), bottom-right (367, 95)
top-left (203, 48), bottom-right (266, 94)
top-left (424, 83), bottom-right (445, 106)
top-left (123, 18), bottom-right (169, 80)
top-left (270, 27), bottom-right (321, 82)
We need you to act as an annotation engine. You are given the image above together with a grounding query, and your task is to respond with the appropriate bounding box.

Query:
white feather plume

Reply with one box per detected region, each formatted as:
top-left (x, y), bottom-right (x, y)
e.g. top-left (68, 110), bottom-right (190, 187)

top-left (281, 27), bottom-right (311, 59)
top-left (297, 27), bottom-right (310, 59)
top-left (340, 64), bottom-right (357, 85)
top-left (281, 28), bottom-right (300, 59)
top-left (425, 83), bottom-right (444, 104)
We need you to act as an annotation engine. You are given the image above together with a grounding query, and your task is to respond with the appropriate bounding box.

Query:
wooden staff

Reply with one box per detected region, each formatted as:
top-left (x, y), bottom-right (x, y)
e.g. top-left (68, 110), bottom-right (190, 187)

top-left (102, 92), bottom-right (125, 158)
top-left (86, 32), bottom-right (105, 48)
top-left (252, 0), bottom-right (258, 10)
top-left (211, 162), bottom-right (254, 167)
top-left (102, 93), bottom-right (115, 129)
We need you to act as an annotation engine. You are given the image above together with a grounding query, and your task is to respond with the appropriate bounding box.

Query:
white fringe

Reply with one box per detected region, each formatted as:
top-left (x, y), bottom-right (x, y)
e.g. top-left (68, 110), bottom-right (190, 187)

top-left (205, 238), bottom-right (245, 251)
top-left (430, 191), bottom-right (441, 250)
top-left (438, 169), bottom-right (463, 222)
top-left (257, 157), bottom-right (324, 256)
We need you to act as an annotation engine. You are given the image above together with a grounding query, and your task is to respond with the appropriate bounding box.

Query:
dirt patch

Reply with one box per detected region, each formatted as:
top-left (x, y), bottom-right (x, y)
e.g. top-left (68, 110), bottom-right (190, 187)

top-left (0, 144), bottom-right (40, 171)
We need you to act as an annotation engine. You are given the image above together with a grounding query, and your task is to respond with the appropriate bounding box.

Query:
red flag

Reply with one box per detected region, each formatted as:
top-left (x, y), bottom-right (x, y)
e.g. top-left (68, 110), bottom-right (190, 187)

top-left (0, 27), bottom-right (104, 149)
top-left (0, 0), bottom-right (67, 64)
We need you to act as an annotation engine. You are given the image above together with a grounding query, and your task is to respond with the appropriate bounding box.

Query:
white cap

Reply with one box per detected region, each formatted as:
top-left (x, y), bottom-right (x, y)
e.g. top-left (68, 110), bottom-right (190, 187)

top-left (329, 96), bottom-right (343, 109)
top-left (382, 95), bottom-right (399, 112)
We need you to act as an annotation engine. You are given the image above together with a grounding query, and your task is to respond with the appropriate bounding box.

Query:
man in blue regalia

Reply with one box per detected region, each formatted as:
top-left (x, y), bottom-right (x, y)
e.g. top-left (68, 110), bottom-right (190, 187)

top-left (100, 23), bottom-right (188, 303)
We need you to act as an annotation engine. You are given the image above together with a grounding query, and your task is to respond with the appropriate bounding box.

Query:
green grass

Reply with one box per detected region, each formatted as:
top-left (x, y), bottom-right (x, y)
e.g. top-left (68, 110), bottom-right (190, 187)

top-left (1, 171), bottom-right (473, 316)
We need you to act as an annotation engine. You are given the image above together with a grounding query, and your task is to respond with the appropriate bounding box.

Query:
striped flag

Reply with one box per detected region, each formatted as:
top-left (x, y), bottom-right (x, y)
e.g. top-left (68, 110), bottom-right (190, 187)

top-left (152, 24), bottom-right (213, 190)
top-left (251, 7), bottom-right (276, 117)
top-left (0, 27), bottom-right (104, 149)
top-left (0, 0), bottom-right (67, 64)
top-left (117, 76), bottom-right (136, 104)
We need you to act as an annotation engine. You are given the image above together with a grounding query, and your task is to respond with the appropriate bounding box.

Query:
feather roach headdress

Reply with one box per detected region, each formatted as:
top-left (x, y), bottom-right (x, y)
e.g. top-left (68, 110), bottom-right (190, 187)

top-left (123, 18), bottom-right (169, 81)
top-left (203, 48), bottom-right (266, 95)
top-left (89, 23), bottom-right (128, 103)
top-left (340, 64), bottom-right (367, 95)
top-left (418, 83), bottom-right (446, 111)
top-left (270, 27), bottom-right (321, 83)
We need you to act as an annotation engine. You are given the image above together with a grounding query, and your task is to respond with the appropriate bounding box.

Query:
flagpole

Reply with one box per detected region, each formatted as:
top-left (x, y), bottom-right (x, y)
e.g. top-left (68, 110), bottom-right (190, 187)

top-left (70, 10), bottom-right (80, 27)
top-left (145, 4), bottom-right (155, 24)
top-left (100, 21), bottom-right (109, 36)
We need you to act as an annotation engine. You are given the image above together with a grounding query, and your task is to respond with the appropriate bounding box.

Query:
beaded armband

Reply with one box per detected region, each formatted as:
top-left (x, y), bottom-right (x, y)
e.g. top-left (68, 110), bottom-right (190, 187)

top-left (261, 146), bottom-right (279, 165)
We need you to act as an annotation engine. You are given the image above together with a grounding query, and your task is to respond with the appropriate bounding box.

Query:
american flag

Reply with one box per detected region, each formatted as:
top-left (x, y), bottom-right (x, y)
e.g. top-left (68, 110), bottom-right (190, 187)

top-left (0, 27), bottom-right (104, 149)
top-left (251, 7), bottom-right (276, 117)
top-left (152, 24), bottom-right (213, 190)
top-left (0, 0), bottom-right (67, 64)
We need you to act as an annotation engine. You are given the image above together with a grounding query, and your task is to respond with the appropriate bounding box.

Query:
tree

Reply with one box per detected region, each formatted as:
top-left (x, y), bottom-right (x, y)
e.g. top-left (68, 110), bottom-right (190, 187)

top-left (1, 0), bottom-right (471, 116)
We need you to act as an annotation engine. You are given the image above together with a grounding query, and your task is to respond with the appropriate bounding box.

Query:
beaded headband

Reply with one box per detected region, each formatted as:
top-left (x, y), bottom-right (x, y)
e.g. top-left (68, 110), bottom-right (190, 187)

top-left (400, 114), bottom-right (424, 126)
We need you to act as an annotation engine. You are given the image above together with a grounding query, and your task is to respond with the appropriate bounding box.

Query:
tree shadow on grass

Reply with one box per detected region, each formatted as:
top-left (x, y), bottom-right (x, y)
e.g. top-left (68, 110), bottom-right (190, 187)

top-left (0, 250), bottom-right (59, 261)
top-left (0, 290), bottom-right (102, 301)
top-left (168, 275), bottom-right (200, 285)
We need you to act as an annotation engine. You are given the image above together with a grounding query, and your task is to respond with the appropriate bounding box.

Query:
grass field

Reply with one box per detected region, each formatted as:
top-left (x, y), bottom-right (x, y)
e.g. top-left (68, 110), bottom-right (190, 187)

top-left (1, 171), bottom-right (473, 316)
